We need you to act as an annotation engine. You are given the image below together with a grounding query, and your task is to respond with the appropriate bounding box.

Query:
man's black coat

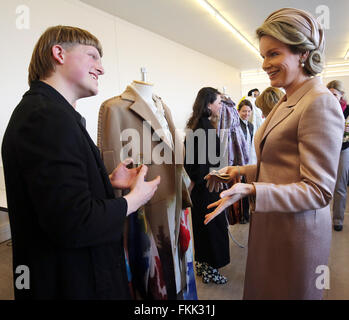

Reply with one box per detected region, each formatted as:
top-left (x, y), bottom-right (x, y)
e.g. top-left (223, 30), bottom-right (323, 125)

top-left (1, 81), bottom-right (130, 299)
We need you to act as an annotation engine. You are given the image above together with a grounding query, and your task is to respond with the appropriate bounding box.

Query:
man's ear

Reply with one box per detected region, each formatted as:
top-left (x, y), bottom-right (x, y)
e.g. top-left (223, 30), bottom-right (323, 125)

top-left (51, 45), bottom-right (65, 64)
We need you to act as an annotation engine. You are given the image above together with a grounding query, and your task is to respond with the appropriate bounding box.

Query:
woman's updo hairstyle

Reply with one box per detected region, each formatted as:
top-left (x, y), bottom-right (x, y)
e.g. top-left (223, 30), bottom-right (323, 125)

top-left (256, 8), bottom-right (325, 76)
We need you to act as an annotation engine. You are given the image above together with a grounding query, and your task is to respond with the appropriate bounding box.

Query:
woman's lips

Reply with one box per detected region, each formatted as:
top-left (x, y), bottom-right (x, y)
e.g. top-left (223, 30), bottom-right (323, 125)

top-left (268, 70), bottom-right (279, 79)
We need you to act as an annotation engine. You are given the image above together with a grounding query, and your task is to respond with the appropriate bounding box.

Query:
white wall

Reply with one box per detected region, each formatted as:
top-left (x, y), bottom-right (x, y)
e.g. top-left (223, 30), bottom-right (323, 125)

top-left (241, 82), bottom-right (270, 100)
top-left (0, 0), bottom-right (241, 167)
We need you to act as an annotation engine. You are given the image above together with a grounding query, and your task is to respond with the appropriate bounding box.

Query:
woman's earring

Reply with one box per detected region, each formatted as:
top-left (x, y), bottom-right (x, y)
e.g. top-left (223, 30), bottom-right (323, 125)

top-left (300, 60), bottom-right (305, 68)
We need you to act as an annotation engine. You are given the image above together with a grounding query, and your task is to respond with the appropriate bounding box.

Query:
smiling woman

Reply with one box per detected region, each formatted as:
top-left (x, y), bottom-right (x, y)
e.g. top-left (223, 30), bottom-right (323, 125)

top-left (256, 8), bottom-right (324, 77)
top-left (259, 36), bottom-right (310, 96)
top-left (204, 8), bottom-right (344, 300)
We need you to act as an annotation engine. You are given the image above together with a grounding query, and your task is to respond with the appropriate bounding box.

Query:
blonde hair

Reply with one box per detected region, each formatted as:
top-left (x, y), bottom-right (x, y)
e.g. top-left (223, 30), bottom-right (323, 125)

top-left (327, 80), bottom-right (346, 101)
top-left (28, 25), bottom-right (103, 86)
top-left (256, 8), bottom-right (325, 76)
top-left (326, 80), bottom-right (345, 95)
top-left (255, 87), bottom-right (284, 117)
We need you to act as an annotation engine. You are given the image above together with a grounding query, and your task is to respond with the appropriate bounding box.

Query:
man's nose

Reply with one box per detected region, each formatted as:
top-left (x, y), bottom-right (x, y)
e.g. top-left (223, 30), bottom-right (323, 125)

top-left (96, 61), bottom-right (105, 75)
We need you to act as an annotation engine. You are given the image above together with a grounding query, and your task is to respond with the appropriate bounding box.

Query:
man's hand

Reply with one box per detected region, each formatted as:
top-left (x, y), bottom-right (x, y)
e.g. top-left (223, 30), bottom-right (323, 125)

top-left (109, 158), bottom-right (141, 190)
top-left (123, 165), bottom-right (161, 215)
top-left (204, 183), bottom-right (255, 224)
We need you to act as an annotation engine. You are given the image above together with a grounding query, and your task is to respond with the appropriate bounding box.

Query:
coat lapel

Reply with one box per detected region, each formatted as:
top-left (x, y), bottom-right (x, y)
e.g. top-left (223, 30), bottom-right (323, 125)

top-left (259, 77), bottom-right (322, 147)
top-left (260, 103), bottom-right (294, 143)
top-left (122, 86), bottom-right (174, 151)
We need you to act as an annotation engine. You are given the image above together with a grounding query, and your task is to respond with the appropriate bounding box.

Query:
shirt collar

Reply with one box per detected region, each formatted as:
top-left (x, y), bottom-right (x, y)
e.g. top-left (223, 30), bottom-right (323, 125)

top-left (240, 118), bottom-right (249, 125)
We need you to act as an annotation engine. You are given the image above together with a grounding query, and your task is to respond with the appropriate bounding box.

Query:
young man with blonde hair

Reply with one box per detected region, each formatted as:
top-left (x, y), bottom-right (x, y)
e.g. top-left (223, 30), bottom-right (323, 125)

top-left (1, 25), bottom-right (160, 299)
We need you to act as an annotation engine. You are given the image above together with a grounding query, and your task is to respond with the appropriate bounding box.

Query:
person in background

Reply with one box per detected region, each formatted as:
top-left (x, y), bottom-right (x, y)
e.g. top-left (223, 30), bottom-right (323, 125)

top-left (237, 99), bottom-right (254, 223)
top-left (238, 99), bottom-right (254, 153)
top-left (1, 25), bottom-right (160, 300)
top-left (184, 87), bottom-right (229, 285)
top-left (204, 8), bottom-right (344, 299)
top-left (255, 87), bottom-right (285, 117)
top-left (340, 98), bottom-right (348, 112)
top-left (327, 80), bottom-right (349, 231)
top-left (247, 88), bottom-right (260, 98)
top-left (243, 96), bottom-right (263, 165)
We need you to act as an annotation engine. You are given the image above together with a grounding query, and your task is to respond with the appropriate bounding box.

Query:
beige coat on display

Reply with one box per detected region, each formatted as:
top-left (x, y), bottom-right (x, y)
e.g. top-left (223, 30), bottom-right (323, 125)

top-left (243, 77), bottom-right (344, 300)
top-left (97, 85), bottom-right (191, 298)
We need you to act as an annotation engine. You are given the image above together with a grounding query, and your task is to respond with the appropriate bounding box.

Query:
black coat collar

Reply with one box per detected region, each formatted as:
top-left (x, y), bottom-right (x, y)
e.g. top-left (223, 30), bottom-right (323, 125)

top-left (25, 81), bottom-right (83, 124)
top-left (26, 81), bottom-right (115, 198)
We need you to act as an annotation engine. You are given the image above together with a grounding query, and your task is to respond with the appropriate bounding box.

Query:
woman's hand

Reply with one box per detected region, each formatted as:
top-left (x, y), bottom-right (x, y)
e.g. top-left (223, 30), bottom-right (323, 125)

top-left (109, 158), bottom-right (141, 189)
top-left (204, 166), bottom-right (241, 192)
top-left (204, 183), bottom-right (255, 224)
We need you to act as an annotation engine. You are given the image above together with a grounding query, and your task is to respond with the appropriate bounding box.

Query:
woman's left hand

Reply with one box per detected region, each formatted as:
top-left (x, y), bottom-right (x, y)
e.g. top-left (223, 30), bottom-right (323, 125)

top-left (204, 183), bottom-right (255, 224)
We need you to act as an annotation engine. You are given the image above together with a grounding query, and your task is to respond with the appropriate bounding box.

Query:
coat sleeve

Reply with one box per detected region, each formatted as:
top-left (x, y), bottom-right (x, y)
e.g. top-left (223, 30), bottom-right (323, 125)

top-left (253, 93), bottom-right (344, 213)
top-left (244, 164), bottom-right (257, 183)
top-left (17, 105), bottom-right (127, 248)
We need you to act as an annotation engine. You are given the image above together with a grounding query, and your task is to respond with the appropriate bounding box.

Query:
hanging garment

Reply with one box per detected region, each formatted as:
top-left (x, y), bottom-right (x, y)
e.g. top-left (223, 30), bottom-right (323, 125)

top-left (218, 98), bottom-right (250, 225)
top-left (98, 86), bottom-right (193, 300)
top-left (126, 207), bottom-right (167, 299)
top-left (239, 118), bottom-right (254, 158)
top-left (245, 97), bottom-right (264, 164)
top-left (180, 208), bottom-right (198, 300)
top-left (218, 98), bottom-right (249, 166)
top-left (239, 118), bottom-right (254, 222)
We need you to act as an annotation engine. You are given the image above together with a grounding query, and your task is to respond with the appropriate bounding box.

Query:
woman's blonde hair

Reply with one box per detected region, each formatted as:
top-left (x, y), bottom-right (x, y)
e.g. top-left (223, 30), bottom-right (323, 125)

top-left (28, 25), bottom-right (103, 86)
top-left (256, 8), bottom-right (325, 76)
top-left (326, 80), bottom-right (345, 95)
top-left (327, 80), bottom-right (346, 102)
top-left (255, 87), bottom-right (284, 117)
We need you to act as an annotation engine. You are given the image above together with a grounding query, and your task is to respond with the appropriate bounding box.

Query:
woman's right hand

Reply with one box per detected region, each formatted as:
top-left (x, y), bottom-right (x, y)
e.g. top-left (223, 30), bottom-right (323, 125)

top-left (204, 182), bottom-right (254, 224)
top-left (204, 166), bottom-right (241, 192)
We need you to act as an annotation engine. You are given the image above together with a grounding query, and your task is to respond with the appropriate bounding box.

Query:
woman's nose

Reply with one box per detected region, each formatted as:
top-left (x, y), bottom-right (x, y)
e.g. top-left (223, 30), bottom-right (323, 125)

top-left (262, 57), bottom-right (272, 71)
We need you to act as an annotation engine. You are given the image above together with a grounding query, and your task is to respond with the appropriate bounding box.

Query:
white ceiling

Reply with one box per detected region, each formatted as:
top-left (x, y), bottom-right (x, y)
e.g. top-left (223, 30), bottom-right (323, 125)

top-left (80, 0), bottom-right (349, 71)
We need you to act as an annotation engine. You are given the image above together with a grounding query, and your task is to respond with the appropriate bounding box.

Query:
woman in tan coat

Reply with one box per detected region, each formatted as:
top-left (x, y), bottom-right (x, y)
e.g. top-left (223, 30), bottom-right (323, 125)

top-left (204, 8), bottom-right (344, 299)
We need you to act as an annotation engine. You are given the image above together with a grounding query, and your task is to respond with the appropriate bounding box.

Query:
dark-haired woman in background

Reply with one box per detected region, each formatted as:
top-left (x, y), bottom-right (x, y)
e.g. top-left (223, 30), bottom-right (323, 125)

top-left (184, 87), bottom-right (229, 284)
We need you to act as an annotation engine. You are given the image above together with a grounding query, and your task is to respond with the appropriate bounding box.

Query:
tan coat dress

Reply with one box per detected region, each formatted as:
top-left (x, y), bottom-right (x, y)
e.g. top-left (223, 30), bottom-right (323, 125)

top-left (97, 86), bottom-right (191, 299)
top-left (243, 77), bottom-right (344, 299)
